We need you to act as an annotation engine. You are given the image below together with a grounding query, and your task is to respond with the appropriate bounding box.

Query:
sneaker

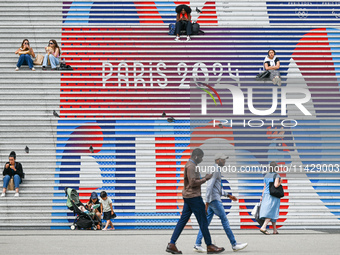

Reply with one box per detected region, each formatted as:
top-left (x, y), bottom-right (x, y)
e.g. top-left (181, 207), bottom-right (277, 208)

top-left (42, 66), bottom-right (46, 70)
top-left (232, 242), bottom-right (248, 252)
top-left (14, 193), bottom-right (19, 197)
top-left (102, 228), bottom-right (107, 231)
top-left (174, 36), bottom-right (180, 41)
top-left (15, 67), bottom-right (19, 71)
top-left (186, 36), bottom-right (191, 41)
top-left (272, 77), bottom-right (278, 85)
top-left (277, 77), bottom-right (282, 86)
top-left (193, 245), bottom-right (206, 253)
top-left (31, 67), bottom-right (36, 71)
top-left (1, 193), bottom-right (5, 197)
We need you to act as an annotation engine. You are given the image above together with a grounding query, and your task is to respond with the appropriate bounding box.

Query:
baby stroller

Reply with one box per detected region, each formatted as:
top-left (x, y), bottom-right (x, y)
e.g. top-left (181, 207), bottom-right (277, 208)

top-left (65, 187), bottom-right (101, 230)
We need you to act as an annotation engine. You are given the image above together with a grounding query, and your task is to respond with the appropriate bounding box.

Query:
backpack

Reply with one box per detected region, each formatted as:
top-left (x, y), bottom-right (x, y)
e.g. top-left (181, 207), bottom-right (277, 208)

top-left (192, 22), bottom-right (204, 35)
top-left (168, 23), bottom-right (175, 35)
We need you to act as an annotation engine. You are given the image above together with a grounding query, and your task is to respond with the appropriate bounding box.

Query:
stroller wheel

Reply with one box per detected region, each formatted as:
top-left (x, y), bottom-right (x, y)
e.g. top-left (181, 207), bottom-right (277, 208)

top-left (70, 224), bottom-right (76, 230)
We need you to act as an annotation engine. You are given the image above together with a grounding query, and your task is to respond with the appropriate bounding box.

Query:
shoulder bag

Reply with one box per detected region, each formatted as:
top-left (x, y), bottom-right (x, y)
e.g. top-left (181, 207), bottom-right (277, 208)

top-left (269, 173), bottom-right (284, 198)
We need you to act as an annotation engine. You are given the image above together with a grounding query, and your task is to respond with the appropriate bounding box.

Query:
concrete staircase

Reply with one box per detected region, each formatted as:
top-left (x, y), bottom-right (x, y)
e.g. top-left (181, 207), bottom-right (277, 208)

top-left (0, 0), bottom-right (340, 230)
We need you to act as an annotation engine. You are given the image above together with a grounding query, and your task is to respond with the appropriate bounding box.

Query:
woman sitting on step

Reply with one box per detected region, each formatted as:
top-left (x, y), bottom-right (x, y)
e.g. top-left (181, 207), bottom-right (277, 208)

top-left (42, 39), bottom-right (61, 70)
top-left (174, 7), bottom-right (192, 41)
top-left (2, 151), bottom-right (24, 197)
top-left (264, 49), bottom-right (282, 86)
top-left (15, 39), bottom-right (36, 71)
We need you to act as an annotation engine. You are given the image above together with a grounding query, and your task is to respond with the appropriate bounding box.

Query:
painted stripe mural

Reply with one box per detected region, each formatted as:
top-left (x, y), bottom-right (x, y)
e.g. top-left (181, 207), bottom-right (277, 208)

top-left (53, 1), bottom-right (340, 229)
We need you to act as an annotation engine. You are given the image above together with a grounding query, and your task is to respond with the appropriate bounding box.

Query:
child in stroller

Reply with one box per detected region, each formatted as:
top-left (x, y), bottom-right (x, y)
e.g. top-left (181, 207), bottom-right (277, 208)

top-left (65, 187), bottom-right (101, 230)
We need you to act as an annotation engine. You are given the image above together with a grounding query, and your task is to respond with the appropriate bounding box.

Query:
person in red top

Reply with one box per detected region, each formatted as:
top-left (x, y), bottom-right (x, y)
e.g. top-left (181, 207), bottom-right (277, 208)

top-left (174, 8), bottom-right (192, 41)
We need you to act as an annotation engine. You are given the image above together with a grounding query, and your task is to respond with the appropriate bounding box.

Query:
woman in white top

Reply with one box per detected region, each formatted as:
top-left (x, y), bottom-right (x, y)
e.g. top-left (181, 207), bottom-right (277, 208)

top-left (264, 49), bottom-right (281, 86)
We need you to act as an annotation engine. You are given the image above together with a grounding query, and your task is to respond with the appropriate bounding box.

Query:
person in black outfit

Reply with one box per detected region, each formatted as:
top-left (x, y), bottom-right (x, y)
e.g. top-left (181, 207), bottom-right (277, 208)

top-left (2, 151), bottom-right (24, 197)
top-left (87, 191), bottom-right (102, 229)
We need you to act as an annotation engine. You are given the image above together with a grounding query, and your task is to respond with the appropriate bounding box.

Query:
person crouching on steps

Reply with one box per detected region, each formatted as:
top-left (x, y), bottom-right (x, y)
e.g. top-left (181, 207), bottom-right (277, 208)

top-left (100, 191), bottom-right (115, 231)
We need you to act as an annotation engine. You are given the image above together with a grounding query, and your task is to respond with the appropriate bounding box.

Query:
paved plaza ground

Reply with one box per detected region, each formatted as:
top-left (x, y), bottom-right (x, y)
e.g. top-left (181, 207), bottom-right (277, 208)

top-left (1, 229), bottom-right (340, 255)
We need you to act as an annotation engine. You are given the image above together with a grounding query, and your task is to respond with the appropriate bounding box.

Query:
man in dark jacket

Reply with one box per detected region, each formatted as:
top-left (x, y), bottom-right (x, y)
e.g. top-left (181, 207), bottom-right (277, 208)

top-left (2, 151), bottom-right (24, 197)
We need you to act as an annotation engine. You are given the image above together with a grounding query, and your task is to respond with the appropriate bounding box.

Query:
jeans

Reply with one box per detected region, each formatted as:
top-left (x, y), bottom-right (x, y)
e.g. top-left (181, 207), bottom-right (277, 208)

top-left (43, 54), bottom-right (59, 68)
top-left (175, 21), bottom-right (192, 36)
top-left (195, 200), bottom-right (236, 246)
top-left (3, 174), bottom-right (21, 189)
top-left (17, 54), bottom-right (33, 69)
top-left (170, 196), bottom-right (212, 246)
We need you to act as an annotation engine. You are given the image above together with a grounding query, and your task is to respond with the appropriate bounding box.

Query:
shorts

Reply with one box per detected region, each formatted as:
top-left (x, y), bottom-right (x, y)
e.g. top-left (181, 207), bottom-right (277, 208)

top-left (103, 211), bottom-right (113, 221)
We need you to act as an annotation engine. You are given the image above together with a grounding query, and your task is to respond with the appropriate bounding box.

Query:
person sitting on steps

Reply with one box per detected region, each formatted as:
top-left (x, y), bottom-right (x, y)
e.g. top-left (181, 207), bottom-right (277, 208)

top-left (15, 39), bottom-right (36, 71)
top-left (174, 8), bottom-right (192, 41)
top-left (2, 151), bottom-right (24, 197)
top-left (42, 39), bottom-right (61, 70)
top-left (264, 49), bottom-right (282, 86)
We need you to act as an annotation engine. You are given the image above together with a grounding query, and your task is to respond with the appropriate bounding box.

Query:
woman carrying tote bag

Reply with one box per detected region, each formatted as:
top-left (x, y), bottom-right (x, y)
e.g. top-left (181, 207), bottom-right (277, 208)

top-left (259, 161), bottom-right (282, 235)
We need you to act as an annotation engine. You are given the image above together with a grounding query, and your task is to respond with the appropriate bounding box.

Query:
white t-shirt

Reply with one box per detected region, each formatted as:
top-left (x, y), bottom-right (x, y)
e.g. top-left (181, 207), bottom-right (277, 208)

top-left (100, 197), bottom-right (112, 212)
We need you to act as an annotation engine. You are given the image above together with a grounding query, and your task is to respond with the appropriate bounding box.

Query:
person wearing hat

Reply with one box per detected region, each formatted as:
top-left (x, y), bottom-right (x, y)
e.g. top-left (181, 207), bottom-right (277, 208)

top-left (193, 153), bottom-right (248, 253)
top-left (87, 191), bottom-right (102, 229)
top-left (166, 148), bottom-right (225, 254)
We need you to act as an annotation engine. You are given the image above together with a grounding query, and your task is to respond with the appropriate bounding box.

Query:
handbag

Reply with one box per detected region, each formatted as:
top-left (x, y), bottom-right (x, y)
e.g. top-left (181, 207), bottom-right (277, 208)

top-left (112, 212), bottom-right (117, 219)
top-left (254, 202), bottom-right (264, 226)
top-left (251, 202), bottom-right (259, 216)
top-left (7, 177), bottom-right (14, 191)
top-left (256, 70), bottom-right (270, 80)
top-left (33, 54), bottom-right (44, 65)
top-left (269, 173), bottom-right (284, 198)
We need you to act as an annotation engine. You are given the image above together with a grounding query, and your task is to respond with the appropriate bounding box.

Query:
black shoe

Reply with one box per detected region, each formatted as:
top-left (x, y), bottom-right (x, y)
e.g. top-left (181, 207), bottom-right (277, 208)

top-left (42, 66), bottom-right (46, 70)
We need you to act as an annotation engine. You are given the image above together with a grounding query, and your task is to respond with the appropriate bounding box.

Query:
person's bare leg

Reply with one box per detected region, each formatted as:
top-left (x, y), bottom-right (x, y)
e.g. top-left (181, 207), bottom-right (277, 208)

top-left (272, 222), bottom-right (278, 233)
top-left (260, 218), bottom-right (271, 232)
top-left (15, 188), bottom-right (19, 193)
top-left (2, 188), bottom-right (6, 193)
top-left (103, 220), bottom-right (110, 230)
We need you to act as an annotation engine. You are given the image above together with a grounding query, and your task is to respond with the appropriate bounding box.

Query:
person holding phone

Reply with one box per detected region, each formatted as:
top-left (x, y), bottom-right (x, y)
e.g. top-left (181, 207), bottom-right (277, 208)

top-left (193, 153), bottom-right (248, 253)
top-left (42, 39), bottom-right (61, 70)
top-left (2, 151), bottom-right (24, 197)
top-left (174, 7), bottom-right (192, 41)
top-left (15, 39), bottom-right (36, 71)
top-left (166, 148), bottom-right (225, 254)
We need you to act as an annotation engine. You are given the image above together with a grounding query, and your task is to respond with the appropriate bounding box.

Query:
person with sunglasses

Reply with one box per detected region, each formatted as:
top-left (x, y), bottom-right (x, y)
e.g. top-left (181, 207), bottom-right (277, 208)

top-left (42, 39), bottom-right (61, 70)
top-left (15, 39), bottom-right (36, 71)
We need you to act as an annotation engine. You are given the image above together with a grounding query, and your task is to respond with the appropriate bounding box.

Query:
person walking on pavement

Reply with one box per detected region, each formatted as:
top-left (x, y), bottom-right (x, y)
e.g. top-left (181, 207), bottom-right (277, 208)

top-left (166, 148), bottom-right (225, 254)
top-left (193, 153), bottom-right (248, 253)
